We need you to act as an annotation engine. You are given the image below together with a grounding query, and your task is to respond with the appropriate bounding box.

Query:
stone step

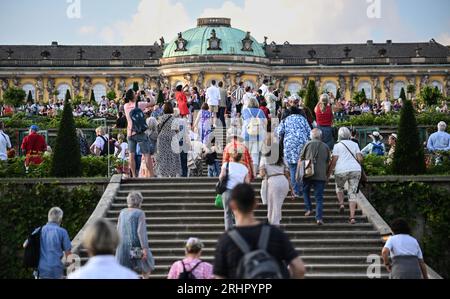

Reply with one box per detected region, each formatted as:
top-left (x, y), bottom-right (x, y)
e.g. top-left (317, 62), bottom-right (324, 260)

top-left (105, 215), bottom-right (369, 224)
top-left (116, 190), bottom-right (339, 197)
top-left (140, 231), bottom-right (381, 240)
top-left (148, 273), bottom-right (389, 279)
top-left (112, 198), bottom-right (345, 205)
top-left (124, 239), bottom-right (384, 249)
top-left (102, 223), bottom-right (375, 232)
top-left (106, 209), bottom-right (364, 217)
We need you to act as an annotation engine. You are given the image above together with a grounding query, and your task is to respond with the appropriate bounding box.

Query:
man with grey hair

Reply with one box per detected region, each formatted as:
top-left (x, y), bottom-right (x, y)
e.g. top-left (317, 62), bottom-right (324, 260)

top-left (24, 207), bottom-right (72, 279)
top-left (299, 128), bottom-right (331, 225)
top-left (427, 121), bottom-right (450, 152)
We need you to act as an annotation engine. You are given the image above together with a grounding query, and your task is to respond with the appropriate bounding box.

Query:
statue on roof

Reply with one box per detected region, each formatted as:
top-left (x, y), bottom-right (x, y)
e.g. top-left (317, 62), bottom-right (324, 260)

top-left (160, 37), bottom-right (165, 48)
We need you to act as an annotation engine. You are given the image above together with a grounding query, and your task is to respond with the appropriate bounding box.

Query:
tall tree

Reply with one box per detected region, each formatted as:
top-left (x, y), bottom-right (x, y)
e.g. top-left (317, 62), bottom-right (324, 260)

top-left (65, 89), bottom-right (71, 102)
top-left (304, 80), bottom-right (319, 118)
top-left (392, 100), bottom-right (426, 175)
top-left (336, 88), bottom-right (341, 100)
top-left (90, 90), bottom-right (96, 103)
top-left (27, 90), bottom-right (33, 103)
top-left (51, 99), bottom-right (82, 177)
top-left (3, 87), bottom-right (26, 108)
top-left (399, 87), bottom-right (407, 102)
top-left (133, 82), bottom-right (140, 92)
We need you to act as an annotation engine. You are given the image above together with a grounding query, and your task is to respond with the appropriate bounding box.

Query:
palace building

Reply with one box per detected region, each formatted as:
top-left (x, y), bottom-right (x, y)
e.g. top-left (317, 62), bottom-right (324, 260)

top-left (0, 17), bottom-right (449, 103)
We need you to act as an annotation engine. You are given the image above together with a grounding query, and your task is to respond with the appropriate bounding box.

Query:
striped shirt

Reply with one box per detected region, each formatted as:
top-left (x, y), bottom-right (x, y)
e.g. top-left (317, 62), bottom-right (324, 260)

top-left (231, 87), bottom-right (245, 105)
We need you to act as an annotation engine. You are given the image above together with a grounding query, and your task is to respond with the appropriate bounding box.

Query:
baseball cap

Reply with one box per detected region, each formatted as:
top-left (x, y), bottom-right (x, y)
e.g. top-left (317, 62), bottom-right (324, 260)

top-left (30, 125), bottom-right (39, 132)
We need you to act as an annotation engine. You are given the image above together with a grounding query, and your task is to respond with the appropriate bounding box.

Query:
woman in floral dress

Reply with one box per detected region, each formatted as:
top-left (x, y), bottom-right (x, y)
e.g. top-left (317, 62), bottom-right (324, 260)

top-left (193, 103), bottom-right (213, 145)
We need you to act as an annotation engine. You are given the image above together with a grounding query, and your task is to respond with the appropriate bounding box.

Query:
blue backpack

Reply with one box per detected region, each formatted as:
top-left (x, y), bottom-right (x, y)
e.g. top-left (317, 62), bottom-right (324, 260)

top-left (130, 101), bottom-right (148, 134)
top-left (371, 142), bottom-right (385, 156)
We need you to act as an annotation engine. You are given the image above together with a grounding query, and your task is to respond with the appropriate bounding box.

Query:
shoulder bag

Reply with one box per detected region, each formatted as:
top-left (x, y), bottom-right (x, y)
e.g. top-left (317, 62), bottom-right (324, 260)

top-left (340, 142), bottom-right (368, 189)
top-left (215, 162), bottom-right (230, 195)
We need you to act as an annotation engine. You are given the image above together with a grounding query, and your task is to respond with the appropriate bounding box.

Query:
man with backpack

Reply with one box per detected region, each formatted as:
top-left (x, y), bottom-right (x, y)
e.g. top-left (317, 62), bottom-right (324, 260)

top-left (90, 127), bottom-right (116, 157)
top-left (167, 238), bottom-right (213, 279)
top-left (213, 184), bottom-right (306, 279)
top-left (23, 207), bottom-right (72, 279)
top-left (124, 89), bottom-right (155, 178)
top-left (361, 131), bottom-right (386, 157)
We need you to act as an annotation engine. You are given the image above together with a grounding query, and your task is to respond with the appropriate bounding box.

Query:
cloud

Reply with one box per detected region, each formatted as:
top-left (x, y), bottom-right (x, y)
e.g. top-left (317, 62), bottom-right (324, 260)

top-left (199, 0), bottom-right (415, 44)
top-left (78, 25), bottom-right (97, 35)
top-left (96, 0), bottom-right (193, 45)
top-left (437, 33), bottom-right (450, 46)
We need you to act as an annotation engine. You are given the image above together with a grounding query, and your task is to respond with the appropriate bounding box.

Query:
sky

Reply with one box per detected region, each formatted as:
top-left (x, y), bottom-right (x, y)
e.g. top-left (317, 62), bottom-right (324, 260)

top-left (0, 0), bottom-right (449, 46)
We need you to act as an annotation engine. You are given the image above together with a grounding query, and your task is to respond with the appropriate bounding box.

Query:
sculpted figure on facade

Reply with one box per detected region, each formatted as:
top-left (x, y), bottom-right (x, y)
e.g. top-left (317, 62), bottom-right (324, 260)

top-left (107, 78), bottom-right (116, 92)
top-left (1, 78), bottom-right (9, 92)
top-left (183, 73), bottom-right (193, 87)
top-left (12, 77), bottom-right (20, 87)
top-left (419, 75), bottom-right (429, 90)
top-left (445, 75), bottom-right (450, 97)
top-left (338, 75), bottom-right (347, 95)
top-left (143, 75), bottom-right (151, 90)
top-left (196, 72), bottom-right (205, 89)
top-left (257, 74), bottom-right (265, 87)
top-left (72, 76), bottom-right (81, 96)
top-left (223, 73), bottom-right (232, 89)
top-left (83, 77), bottom-right (92, 99)
top-left (383, 76), bottom-right (393, 98)
top-left (118, 77), bottom-right (126, 92)
top-left (46, 78), bottom-right (56, 97)
top-left (234, 72), bottom-right (243, 85)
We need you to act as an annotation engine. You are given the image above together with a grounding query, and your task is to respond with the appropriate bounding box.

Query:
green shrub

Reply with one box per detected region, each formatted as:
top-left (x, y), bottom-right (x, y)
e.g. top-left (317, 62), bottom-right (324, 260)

top-left (420, 86), bottom-right (442, 106)
top-left (3, 87), bottom-right (26, 108)
top-left (304, 80), bottom-right (318, 118)
top-left (0, 183), bottom-right (100, 278)
top-left (51, 100), bottom-right (81, 177)
top-left (363, 155), bottom-right (392, 176)
top-left (106, 90), bottom-right (116, 101)
top-left (368, 182), bottom-right (450, 278)
top-left (392, 100), bottom-right (426, 175)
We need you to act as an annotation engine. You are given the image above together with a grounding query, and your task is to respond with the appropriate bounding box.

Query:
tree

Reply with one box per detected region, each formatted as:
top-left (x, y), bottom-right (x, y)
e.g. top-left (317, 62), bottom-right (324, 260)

top-left (336, 88), bottom-right (341, 100)
top-left (399, 87), bottom-right (407, 102)
top-left (298, 88), bottom-right (307, 99)
top-left (27, 91), bottom-right (33, 103)
top-left (90, 90), bottom-right (96, 103)
top-left (420, 86), bottom-right (441, 106)
top-left (157, 90), bottom-right (165, 105)
top-left (65, 89), bottom-right (71, 101)
top-left (407, 84), bottom-right (416, 99)
top-left (133, 82), bottom-right (140, 92)
top-left (392, 100), bottom-right (426, 175)
top-left (353, 89), bottom-right (367, 105)
top-left (304, 80), bottom-right (319, 117)
top-left (3, 87), bottom-right (26, 108)
top-left (51, 99), bottom-right (82, 177)
top-left (106, 90), bottom-right (116, 101)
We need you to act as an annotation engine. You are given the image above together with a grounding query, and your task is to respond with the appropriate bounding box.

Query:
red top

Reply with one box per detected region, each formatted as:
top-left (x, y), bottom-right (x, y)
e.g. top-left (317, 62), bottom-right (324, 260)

top-left (176, 91), bottom-right (190, 116)
top-left (259, 106), bottom-right (270, 119)
top-left (21, 132), bottom-right (47, 166)
top-left (314, 104), bottom-right (333, 126)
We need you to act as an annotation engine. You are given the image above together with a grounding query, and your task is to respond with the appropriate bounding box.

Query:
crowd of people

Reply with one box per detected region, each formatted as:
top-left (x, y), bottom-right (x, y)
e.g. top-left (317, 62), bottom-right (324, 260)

top-left (7, 79), bottom-right (449, 280)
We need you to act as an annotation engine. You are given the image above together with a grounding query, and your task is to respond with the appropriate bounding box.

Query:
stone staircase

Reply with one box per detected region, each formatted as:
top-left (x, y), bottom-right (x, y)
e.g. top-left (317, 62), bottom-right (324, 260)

top-left (76, 177), bottom-right (390, 279)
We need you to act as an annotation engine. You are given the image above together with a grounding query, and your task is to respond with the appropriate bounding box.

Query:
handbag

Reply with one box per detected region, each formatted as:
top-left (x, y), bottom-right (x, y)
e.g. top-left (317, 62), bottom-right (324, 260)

top-left (300, 143), bottom-right (321, 179)
top-left (215, 162), bottom-right (229, 194)
top-left (340, 142), bottom-right (368, 189)
top-left (215, 194), bottom-right (224, 209)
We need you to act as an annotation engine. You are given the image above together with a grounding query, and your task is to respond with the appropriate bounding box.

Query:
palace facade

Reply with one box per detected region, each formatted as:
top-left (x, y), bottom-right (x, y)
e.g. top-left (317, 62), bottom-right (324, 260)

top-left (1, 17), bottom-right (449, 103)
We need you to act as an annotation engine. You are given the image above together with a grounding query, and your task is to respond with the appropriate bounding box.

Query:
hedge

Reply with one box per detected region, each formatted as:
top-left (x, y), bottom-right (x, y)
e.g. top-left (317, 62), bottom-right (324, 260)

top-left (0, 183), bottom-right (101, 279)
top-left (0, 155), bottom-right (118, 178)
top-left (368, 182), bottom-right (450, 278)
top-left (1, 112), bottom-right (98, 130)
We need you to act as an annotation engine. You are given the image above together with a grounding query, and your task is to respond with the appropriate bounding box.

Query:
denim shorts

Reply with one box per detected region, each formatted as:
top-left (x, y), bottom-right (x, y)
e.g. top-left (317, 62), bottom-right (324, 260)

top-left (128, 133), bottom-right (152, 155)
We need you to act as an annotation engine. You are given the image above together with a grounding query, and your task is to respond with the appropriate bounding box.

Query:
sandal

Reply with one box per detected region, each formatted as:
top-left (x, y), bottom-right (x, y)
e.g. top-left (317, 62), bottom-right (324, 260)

top-left (349, 218), bottom-right (356, 225)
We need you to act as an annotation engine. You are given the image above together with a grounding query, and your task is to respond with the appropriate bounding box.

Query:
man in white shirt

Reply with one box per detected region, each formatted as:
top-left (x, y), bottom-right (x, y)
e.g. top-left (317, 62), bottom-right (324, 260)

top-left (0, 121), bottom-right (12, 161)
top-left (242, 86), bottom-right (254, 110)
top-left (206, 80), bottom-right (221, 127)
top-left (264, 86), bottom-right (278, 117)
top-left (382, 99), bottom-right (392, 114)
top-left (259, 79), bottom-right (269, 97)
top-left (68, 219), bottom-right (138, 279)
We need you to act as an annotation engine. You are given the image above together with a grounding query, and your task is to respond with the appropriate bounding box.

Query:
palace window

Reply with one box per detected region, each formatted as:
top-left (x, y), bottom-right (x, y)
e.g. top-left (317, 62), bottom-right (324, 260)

top-left (357, 81), bottom-right (373, 99)
top-left (323, 82), bottom-right (338, 97)
top-left (287, 82), bottom-right (301, 95)
top-left (93, 84), bottom-right (107, 102)
top-left (57, 84), bottom-right (71, 100)
top-left (22, 84), bottom-right (35, 100)
top-left (393, 81), bottom-right (406, 99)
top-left (431, 80), bottom-right (443, 92)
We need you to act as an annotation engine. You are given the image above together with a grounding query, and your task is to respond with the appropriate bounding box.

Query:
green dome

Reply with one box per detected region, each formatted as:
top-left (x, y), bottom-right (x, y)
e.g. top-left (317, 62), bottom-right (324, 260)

top-left (163, 18), bottom-right (266, 58)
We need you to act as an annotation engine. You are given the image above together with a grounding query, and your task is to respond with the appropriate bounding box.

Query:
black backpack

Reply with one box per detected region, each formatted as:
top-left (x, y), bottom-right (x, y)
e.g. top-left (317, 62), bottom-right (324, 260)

top-left (130, 101), bottom-right (148, 134)
top-left (99, 136), bottom-right (116, 156)
top-left (178, 261), bottom-right (204, 280)
top-left (228, 225), bottom-right (284, 279)
top-left (23, 227), bottom-right (42, 269)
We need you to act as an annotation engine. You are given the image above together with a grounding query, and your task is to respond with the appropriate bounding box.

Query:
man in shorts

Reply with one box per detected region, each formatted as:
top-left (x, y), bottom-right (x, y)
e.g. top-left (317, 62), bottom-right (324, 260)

top-left (206, 80), bottom-right (221, 128)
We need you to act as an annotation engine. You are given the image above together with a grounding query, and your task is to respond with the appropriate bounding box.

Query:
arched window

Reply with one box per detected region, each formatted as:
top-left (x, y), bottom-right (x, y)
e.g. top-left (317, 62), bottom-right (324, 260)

top-left (93, 84), bottom-right (107, 102)
top-left (243, 80), bottom-right (255, 90)
top-left (57, 84), bottom-right (71, 100)
top-left (22, 84), bottom-right (35, 100)
top-left (357, 81), bottom-right (373, 99)
top-left (323, 81), bottom-right (338, 97)
top-left (287, 82), bottom-right (301, 95)
top-left (431, 80), bottom-right (443, 92)
top-left (393, 81), bottom-right (406, 99)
